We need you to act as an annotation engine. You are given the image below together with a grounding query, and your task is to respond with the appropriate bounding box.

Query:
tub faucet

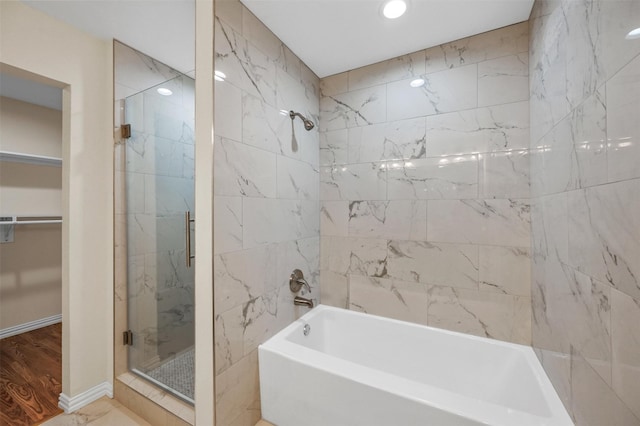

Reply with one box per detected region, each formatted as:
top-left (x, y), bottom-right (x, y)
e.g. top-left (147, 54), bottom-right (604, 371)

top-left (290, 269), bottom-right (311, 294)
top-left (294, 296), bottom-right (314, 308)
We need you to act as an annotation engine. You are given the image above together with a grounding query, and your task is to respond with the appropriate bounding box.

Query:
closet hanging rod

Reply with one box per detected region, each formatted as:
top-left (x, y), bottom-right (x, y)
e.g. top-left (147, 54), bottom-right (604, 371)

top-left (0, 216), bottom-right (62, 225)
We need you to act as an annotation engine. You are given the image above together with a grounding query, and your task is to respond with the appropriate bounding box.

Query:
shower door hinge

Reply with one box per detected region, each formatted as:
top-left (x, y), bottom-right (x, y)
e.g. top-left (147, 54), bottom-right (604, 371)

top-left (122, 330), bottom-right (133, 346)
top-left (121, 124), bottom-right (131, 139)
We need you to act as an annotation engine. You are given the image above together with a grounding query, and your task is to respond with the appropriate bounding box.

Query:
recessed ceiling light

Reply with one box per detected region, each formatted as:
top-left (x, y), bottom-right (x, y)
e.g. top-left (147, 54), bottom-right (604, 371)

top-left (410, 78), bottom-right (425, 88)
top-left (382, 0), bottom-right (407, 19)
top-left (214, 70), bottom-right (226, 81)
top-left (157, 87), bottom-right (172, 96)
top-left (626, 27), bottom-right (640, 40)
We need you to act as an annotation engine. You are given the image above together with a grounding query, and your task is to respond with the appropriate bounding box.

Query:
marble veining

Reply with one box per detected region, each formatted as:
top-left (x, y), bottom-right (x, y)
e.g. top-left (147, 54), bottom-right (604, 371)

top-left (319, 22), bottom-right (533, 353)
top-left (530, 0), bottom-right (640, 423)
top-left (214, 7), bottom-right (321, 425)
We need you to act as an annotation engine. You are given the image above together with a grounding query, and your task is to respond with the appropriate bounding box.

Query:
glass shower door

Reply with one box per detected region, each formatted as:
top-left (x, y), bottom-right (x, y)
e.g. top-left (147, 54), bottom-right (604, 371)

top-left (124, 74), bottom-right (196, 403)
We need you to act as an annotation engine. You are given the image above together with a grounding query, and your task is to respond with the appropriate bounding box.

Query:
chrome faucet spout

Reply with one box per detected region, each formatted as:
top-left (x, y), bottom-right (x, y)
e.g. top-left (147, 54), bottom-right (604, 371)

top-left (294, 296), bottom-right (314, 308)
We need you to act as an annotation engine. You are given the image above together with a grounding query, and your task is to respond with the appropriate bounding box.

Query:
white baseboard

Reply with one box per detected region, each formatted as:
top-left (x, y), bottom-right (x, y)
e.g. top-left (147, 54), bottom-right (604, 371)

top-left (0, 314), bottom-right (62, 339)
top-left (58, 381), bottom-right (113, 413)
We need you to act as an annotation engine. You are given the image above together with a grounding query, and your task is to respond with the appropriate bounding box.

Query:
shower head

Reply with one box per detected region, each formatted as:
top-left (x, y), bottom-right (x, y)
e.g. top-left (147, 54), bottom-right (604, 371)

top-left (289, 110), bottom-right (315, 131)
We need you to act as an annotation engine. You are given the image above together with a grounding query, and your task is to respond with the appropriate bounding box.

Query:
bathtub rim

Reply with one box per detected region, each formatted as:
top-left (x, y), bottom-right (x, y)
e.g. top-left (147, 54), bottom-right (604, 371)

top-left (259, 304), bottom-right (574, 426)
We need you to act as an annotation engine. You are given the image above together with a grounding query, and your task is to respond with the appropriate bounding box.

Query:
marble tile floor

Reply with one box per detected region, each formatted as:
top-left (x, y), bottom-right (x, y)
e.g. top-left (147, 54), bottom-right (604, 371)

top-left (42, 398), bottom-right (273, 426)
top-left (41, 397), bottom-right (151, 426)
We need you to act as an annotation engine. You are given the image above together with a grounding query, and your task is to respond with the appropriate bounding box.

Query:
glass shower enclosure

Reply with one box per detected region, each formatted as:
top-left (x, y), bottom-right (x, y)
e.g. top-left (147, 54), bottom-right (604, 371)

top-left (123, 73), bottom-right (195, 403)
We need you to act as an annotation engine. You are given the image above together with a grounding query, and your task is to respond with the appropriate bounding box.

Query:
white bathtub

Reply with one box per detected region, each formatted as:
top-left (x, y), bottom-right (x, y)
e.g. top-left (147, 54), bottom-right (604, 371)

top-left (259, 305), bottom-right (573, 426)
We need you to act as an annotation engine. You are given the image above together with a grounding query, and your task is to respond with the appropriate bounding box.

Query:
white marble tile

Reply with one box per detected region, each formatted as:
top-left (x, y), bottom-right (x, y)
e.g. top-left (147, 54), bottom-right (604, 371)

top-left (531, 256), bottom-right (573, 356)
top-left (213, 245), bottom-right (277, 313)
top-left (387, 65), bottom-right (478, 121)
top-left (428, 199), bottom-right (530, 247)
top-left (320, 129), bottom-right (348, 166)
top-left (424, 22), bottom-right (529, 74)
top-left (213, 137), bottom-right (277, 198)
top-left (115, 41), bottom-right (182, 96)
top-left (529, 12), bottom-right (571, 144)
top-left (142, 91), bottom-right (191, 142)
top-left (320, 163), bottom-right (386, 201)
top-left (144, 175), bottom-right (194, 215)
top-left (428, 286), bottom-right (531, 345)
top-left (532, 192), bottom-right (569, 264)
top-left (125, 172), bottom-right (145, 214)
top-left (386, 156), bottom-right (478, 200)
top-left (320, 72), bottom-right (348, 97)
top-left (274, 45), bottom-right (301, 81)
top-left (571, 89), bottom-right (608, 188)
top-left (276, 68), bottom-right (310, 118)
top-left (241, 7), bottom-right (282, 61)
top-left (598, 1), bottom-right (640, 84)
top-left (479, 150), bottom-right (530, 199)
top-left (568, 180), bottom-right (640, 300)
top-left (215, 79), bottom-right (242, 142)
top-left (347, 200), bottom-right (426, 241)
top-left (478, 53), bottom-right (529, 107)
top-left (154, 136), bottom-right (186, 178)
top-left (275, 237), bottom-right (320, 293)
top-left (320, 201), bottom-right (349, 237)
top-left (319, 270), bottom-right (348, 308)
top-left (348, 50), bottom-right (426, 91)
top-left (607, 54), bottom-right (640, 183)
top-left (349, 276), bottom-right (428, 325)
top-left (215, 18), bottom-right (277, 106)
top-left (42, 397), bottom-right (151, 426)
top-left (214, 196), bottom-right (243, 254)
top-left (124, 132), bottom-right (155, 176)
top-left (300, 63), bottom-right (321, 107)
top-left (425, 101), bottom-right (529, 157)
top-left (570, 348), bottom-right (640, 426)
top-left (562, 0), bottom-right (618, 110)
top-left (280, 114), bottom-right (319, 167)
top-left (347, 117), bottom-right (426, 163)
top-left (215, 304), bottom-right (244, 374)
top-left (320, 85), bottom-right (387, 131)
top-left (276, 155), bottom-right (319, 200)
top-left (611, 289), bottom-right (640, 420)
top-left (215, 351), bottom-right (260, 426)
top-left (126, 214), bottom-right (156, 257)
top-left (215, 0), bottom-right (242, 33)
top-left (241, 93), bottom-right (288, 154)
top-left (537, 115), bottom-right (580, 195)
top-left (479, 245), bottom-right (531, 297)
top-left (563, 269), bottom-right (612, 385)
top-left (387, 240), bottom-right (478, 289)
top-left (242, 199), bottom-right (319, 249)
top-left (320, 236), bottom-right (387, 278)
top-left (241, 294), bottom-right (279, 355)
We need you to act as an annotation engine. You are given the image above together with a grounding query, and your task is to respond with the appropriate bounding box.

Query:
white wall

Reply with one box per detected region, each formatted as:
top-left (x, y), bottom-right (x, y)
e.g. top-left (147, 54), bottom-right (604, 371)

top-left (0, 96), bottom-right (63, 330)
top-left (0, 1), bottom-right (113, 401)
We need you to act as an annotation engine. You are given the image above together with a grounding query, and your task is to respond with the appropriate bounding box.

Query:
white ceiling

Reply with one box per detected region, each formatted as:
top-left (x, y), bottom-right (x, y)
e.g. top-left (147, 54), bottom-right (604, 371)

top-left (18, 0), bottom-right (533, 80)
top-left (241, 0), bottom-right (535, 77)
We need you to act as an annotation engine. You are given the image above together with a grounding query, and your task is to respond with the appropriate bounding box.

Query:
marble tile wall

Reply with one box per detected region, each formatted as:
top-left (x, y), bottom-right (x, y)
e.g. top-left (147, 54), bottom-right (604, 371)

top-left (213, 1), bottom-right (320, 425)
top-left (319, 22), bottom-right (533, 345)
top-left (115, 41), bottom-right (196, 372)
top-left (529, 0), bottom-right (640, 424)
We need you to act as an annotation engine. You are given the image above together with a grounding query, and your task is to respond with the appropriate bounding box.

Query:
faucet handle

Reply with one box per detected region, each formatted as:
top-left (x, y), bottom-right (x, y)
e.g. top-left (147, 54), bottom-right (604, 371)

top-left (290, 269), bottom-right (311, 293)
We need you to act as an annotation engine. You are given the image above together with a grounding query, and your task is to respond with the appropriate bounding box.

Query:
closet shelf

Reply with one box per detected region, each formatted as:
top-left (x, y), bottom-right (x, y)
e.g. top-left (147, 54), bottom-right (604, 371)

top-left (0, 151), bottom-right (62, 167)
top-left (0, 216), bottom-right (62, 225)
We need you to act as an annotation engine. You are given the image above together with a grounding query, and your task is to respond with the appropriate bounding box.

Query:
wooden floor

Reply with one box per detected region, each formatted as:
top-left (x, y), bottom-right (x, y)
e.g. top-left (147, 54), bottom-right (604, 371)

top-left (0, 324), bottom-right (63, 426)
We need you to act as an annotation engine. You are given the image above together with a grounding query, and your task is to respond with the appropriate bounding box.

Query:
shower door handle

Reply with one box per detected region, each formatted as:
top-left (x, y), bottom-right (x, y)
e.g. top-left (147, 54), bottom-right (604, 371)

top-left (185, 211), bottom-right (195, 268)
